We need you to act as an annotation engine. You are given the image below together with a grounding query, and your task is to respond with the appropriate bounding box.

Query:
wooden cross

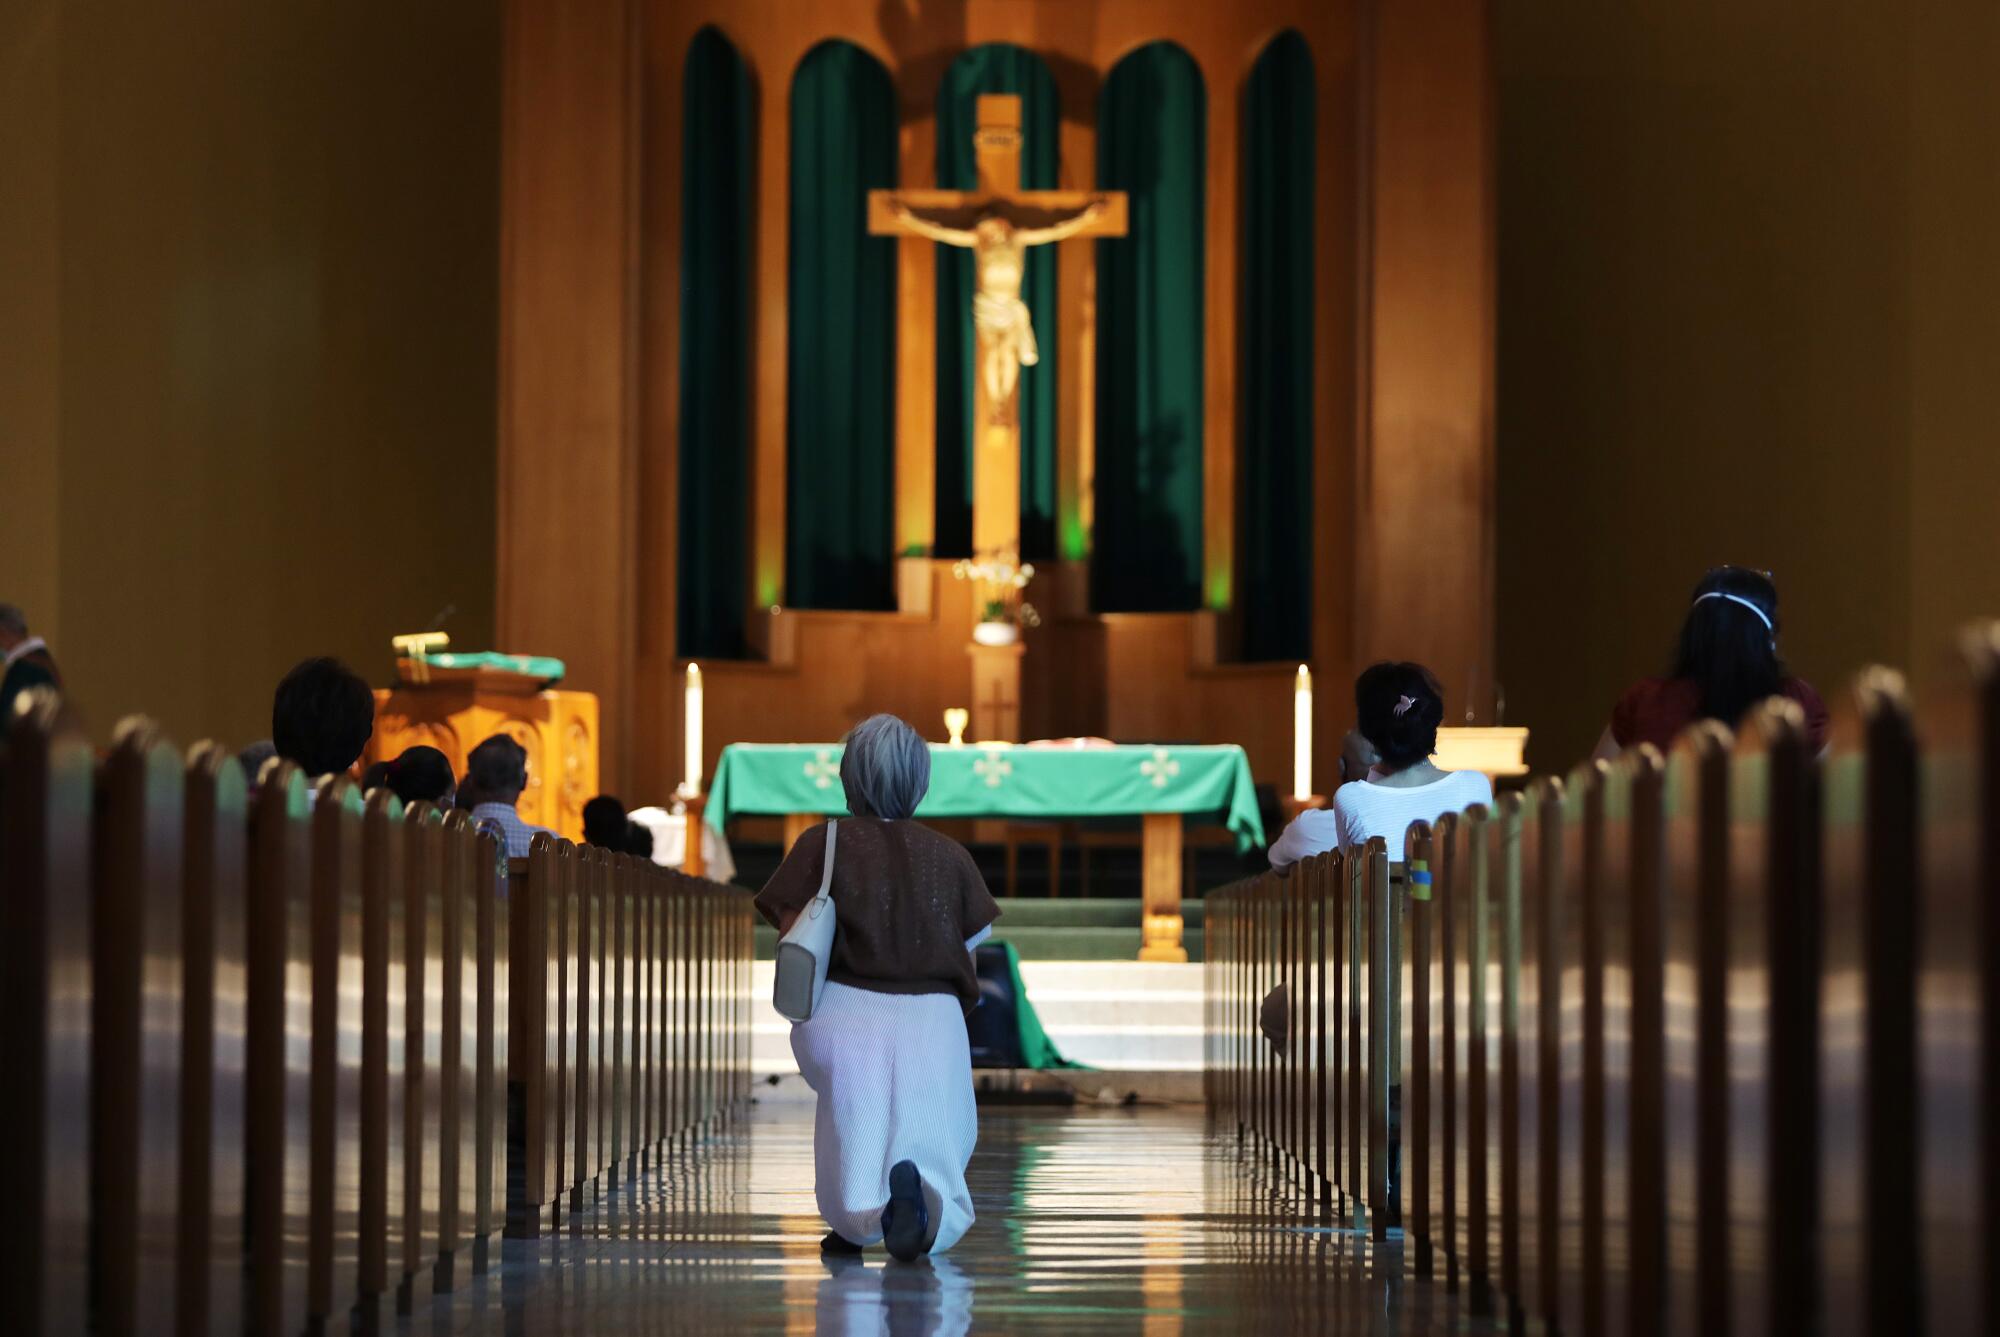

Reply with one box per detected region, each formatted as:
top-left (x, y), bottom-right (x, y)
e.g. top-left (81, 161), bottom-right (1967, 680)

top-left (975, 674), bottom-right (1019, 744)
top-left (869, 94), bottom-right (1127, 560)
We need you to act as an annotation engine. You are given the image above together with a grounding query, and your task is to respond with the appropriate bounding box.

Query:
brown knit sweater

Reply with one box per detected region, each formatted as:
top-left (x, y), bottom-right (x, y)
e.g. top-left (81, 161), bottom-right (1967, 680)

top-left (754, 818), bottom-right (1000, 1013)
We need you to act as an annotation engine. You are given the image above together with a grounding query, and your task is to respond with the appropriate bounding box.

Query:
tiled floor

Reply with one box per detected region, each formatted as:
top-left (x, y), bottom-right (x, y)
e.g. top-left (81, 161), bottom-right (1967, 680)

top-left (419, 1101), bottom-right (1495, 1334)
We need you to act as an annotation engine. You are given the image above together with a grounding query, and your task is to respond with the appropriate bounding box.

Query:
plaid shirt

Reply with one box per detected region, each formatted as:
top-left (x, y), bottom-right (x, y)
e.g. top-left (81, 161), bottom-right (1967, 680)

top-left (471, 801), bottom-right (554, 858)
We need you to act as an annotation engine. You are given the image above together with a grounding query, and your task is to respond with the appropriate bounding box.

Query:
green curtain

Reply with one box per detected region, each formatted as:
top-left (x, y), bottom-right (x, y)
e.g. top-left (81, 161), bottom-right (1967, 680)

top-left (787, 41), bottom-right (897, 610)
top-left (677, 27), bottom-right (753, 657)
top-left (1239, 32), bottom-right (1315, 662)
top-left (1095, 43), bottom-right (1206, 612)
top-left (934, 45), bottom-right (1060, 560)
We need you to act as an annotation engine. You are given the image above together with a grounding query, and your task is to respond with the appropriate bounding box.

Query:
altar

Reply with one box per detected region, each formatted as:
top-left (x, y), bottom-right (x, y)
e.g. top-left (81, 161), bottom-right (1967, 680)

top-left (706, 742), bottom-right (1265, 962)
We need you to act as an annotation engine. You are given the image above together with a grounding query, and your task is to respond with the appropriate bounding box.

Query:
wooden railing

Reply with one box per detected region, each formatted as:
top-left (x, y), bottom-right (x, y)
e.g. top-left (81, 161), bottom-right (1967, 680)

top-left (1207, 624), bottom-right (1999, 1335)
top-left (0, 690), bottom-right (752, 1335)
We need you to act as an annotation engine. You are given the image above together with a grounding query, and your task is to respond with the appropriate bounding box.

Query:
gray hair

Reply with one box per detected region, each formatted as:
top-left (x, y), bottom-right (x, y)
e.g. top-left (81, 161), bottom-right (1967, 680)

top-left (0, 604), bottom-right (25, 635)
top-left (840, 713), bottom-right (930, 820)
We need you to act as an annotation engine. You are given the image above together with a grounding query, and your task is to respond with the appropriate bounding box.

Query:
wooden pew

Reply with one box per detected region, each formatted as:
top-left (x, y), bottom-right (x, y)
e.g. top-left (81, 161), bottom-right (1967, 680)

top-left (1554, 760), bottom-right (1604, 1337)
top-left (471, 822), bottom-right (508, 1269)
top-left (92, 720), bottom-right (186, 1336)
top-left (356, 790), bottom-right (407, 1333)
top-left (402, 801), bottom-right (446, 1306)
top-left (1406, 821), bottom-right (1438, 1275)
top-left (1660, 722), bottom-right (1730, 1337)
top-left (1917, 623), bottom-right (1998, 1336)
top-left (0, 698), bottom-right (752, 1329)
top-left (1601, 746), bottom-right (1665, 1337)
top-left (1464, 800), bottom-right (1496, 1296)
top-left (1344, 845), bottom-right (1367, 1221)
top-left (245, 760), bottom-right (314, 1333)
top-left (1503, 781), bottom-right (1562, 1327)
top-left (182, 742), bottom-right (250, 1337)
top-left (1822, 675), bottom-right (1920, 1337)
top-left (1363, 837), bottom-right (1395, 1241)
top-left (308, 778), bottom-right (367, 1334)
top-left (1310, 850), bottom-right (1332, 1211)
top-left (1726, 702), bottom-right (1816, 1337)
top-left (1441, 804), bottom-right (1486, 1298)
top-left (1, 691), bottom-right (94, 1335)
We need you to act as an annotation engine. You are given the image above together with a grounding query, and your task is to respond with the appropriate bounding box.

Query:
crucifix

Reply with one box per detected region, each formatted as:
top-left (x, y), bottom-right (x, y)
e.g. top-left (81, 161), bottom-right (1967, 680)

top-left (870, 94), bottom-right (1127, 739)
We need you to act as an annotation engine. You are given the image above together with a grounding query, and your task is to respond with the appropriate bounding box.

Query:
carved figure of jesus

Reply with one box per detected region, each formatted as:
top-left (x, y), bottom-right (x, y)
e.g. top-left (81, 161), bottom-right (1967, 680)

top-left (888, 199), bottom-right (1108, 425)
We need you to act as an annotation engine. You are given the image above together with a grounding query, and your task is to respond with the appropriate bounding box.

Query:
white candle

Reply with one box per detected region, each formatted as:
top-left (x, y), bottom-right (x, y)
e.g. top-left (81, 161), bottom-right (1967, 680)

top-left (1293, 664), bottom-right (1313, 800)
top-left (683, 663), bottom-right (704, 796)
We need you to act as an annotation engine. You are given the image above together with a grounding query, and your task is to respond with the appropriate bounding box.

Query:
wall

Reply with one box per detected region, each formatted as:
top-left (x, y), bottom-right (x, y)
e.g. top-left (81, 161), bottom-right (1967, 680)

top-left (1496, 2), bottom-right (2000, 773)
top-left (0, 0), bottom-right (500, 749)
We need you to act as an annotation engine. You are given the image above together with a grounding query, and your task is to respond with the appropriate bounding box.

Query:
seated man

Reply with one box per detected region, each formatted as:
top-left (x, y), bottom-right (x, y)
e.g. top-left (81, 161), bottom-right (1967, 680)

top-left (271, 656), bottom-right (375, 779)
top-left (466, 734), bottom-right (553, 857)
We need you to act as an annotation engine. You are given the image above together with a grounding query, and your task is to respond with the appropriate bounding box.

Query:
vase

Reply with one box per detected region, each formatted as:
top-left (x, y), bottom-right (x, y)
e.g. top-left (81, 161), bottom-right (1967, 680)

top-left (972, 620), bottom-right (1019, 647)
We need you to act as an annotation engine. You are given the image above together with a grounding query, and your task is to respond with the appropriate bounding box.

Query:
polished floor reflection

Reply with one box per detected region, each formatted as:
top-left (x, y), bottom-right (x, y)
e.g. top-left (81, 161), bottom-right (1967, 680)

top-left (415, 1101), bottom-right (1495, 1334)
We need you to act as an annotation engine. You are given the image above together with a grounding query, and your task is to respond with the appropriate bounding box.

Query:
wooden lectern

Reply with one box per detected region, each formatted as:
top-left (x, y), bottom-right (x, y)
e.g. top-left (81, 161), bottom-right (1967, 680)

top-left (367, 655), bottom-right (598, 841)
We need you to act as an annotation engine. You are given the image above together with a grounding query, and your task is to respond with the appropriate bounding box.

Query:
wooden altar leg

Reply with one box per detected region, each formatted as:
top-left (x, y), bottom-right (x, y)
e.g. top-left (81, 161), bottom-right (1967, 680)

top-left (781, 813), bottom-right (816, 856)
top-left (1139, 813), bottom-right (1188, 963)
top-left (682, 797), bottom-right (706, 878)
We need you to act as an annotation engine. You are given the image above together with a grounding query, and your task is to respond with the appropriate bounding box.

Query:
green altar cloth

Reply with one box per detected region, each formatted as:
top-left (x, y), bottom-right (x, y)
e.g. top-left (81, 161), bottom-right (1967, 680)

top-left (705, 742), bottom-right (1266, 852)
top-left (990, 940), bottom-right (1086, 1071)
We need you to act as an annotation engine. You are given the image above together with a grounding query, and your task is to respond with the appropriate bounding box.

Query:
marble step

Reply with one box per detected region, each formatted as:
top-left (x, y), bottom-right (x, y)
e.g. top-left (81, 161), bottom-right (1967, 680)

top-left (749, 960), bottom-right (1206, 1074)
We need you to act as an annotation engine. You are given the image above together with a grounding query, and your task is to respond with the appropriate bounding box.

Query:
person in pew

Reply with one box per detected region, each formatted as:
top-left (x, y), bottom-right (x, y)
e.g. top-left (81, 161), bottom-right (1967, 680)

top-left (754, 713), bottom-right (1001, 1264)
top-left (583, 794), bottom-right (633, 850)
top-left (465, 733), bottom-right (553, 857)
top-left (236, 738), bottom-right (278, 788)
top-left (1593, 565), bottom-right (1830, 758)
top-left (271, 655), bottom-right (375, 778)
top-left (376, 744), bottom-right (456, 809)
top-left (1269, 661), bottom-right (1493, 866)
top-left (0, 603), bottom-right (62, 723)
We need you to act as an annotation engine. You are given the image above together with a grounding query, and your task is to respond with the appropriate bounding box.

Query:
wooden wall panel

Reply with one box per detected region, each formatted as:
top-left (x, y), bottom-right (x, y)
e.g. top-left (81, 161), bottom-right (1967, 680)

top-left (499, 0), bottom-right (641, 793)
top-left (1355, 0), bottom-right (1495, 720)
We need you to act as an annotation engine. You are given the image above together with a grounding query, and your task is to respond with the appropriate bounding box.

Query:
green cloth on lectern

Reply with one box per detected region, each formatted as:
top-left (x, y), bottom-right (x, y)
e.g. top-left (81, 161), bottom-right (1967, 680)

top-left (705, 742), bottom-right (1266, 851)
top-left (989, 939), bottom-right (1088, 1070)
top-left (417, 652), bottom-right (566, 682)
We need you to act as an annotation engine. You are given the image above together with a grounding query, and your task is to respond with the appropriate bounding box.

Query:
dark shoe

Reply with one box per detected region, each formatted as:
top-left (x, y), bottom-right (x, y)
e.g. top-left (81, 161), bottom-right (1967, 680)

top-left (820, 1231), bottom-right (864, 1256)
top-left (881, 1160), bottom-right (930, 1263)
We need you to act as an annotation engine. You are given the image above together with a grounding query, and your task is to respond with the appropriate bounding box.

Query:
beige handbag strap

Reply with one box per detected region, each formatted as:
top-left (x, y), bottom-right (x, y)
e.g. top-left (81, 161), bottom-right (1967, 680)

top-left (808, 819), bottom-right (837, 919)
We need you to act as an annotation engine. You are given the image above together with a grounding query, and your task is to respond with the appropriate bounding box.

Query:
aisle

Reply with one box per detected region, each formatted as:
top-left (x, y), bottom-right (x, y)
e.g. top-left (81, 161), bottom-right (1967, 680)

top-left (423, 1101), bottom-right (1493, 1334)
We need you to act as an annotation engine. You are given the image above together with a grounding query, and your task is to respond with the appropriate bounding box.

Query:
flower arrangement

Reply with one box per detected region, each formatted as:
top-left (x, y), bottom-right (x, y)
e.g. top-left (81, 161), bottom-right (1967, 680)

top-left (952, 549), bottom-right (1040, 640)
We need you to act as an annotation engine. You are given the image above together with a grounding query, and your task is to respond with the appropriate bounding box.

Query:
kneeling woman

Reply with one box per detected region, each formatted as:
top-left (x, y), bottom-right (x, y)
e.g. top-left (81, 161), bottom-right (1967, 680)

top-left (754, 714), bottom-right (1001, 1261)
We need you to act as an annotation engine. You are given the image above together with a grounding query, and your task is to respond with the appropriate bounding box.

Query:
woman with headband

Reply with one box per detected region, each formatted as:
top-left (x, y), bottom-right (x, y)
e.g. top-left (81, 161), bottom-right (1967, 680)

top-left (1269, 661), bottom-right (1493, 867)
top-left (1595, 565), bottom-right (1830, 757)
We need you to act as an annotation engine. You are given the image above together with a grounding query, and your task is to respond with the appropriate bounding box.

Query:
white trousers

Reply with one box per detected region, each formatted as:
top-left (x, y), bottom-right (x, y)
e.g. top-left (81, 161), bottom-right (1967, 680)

top-left (790, 981), bottom-right (979, 1254)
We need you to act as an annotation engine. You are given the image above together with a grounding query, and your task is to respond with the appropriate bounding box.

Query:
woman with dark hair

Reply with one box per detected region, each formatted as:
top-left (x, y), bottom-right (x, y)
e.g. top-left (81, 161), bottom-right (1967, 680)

top-left (1269, 661), bottom-right (1493, 866)
top-left (754, 714), bottom-right (1000, 1263)
top-left (1595, 566), bottom-right (1829, 757)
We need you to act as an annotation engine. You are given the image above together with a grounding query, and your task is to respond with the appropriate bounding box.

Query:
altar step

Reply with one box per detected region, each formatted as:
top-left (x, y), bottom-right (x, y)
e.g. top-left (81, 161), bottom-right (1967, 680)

top-left (750, 958), bottom-right (1206, 1080)
top-left (752, 896), bottom-right (1208, 962)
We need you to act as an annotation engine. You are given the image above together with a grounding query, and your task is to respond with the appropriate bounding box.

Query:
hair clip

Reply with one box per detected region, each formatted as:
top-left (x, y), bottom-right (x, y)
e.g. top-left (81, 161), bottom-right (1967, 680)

top-left (1392, 694), bottom-right (1417, 718)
